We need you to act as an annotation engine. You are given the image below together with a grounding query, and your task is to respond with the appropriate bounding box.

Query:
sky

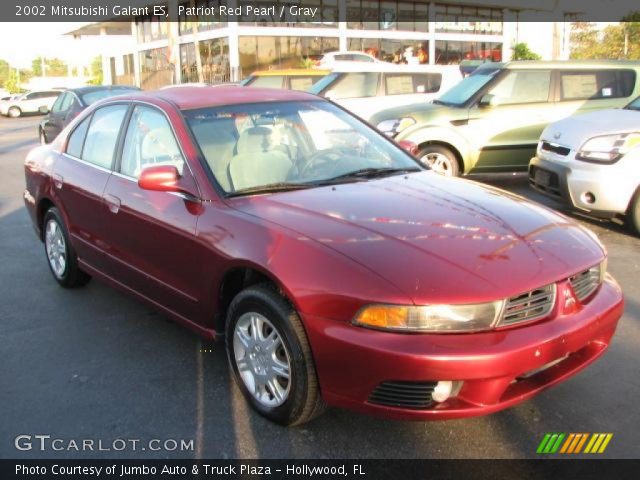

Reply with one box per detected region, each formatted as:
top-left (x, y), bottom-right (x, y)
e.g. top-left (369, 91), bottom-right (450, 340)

top-left (0, 22), bottom-right (132, 70)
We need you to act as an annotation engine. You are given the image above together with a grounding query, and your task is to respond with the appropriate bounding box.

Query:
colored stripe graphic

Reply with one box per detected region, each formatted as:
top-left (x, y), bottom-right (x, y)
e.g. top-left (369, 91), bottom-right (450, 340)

top-left (538, 433), bottom-right (612, 454)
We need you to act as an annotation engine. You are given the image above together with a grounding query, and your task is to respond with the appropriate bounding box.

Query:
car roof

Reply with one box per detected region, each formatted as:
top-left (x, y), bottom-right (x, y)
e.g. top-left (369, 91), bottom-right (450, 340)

top-left (330, 63), bottom-right (461, 73)
top-left (68, 85), bottom-right (140, 95)
top-left (484, 60), bottom-right (640, 70)
top-left (248, 69), bottom-right (330, 77)
top-left (116, 85), bottom-right (322, 110)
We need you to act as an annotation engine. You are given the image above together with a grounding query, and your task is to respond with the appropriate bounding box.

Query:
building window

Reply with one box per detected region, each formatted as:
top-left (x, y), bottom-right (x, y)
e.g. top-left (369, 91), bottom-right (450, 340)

top-left (111, 54), bottom-right (136, 86)
top-left (140, 47), bottom-right (174, 90)
top-left (135, 5), bottom-right (169, 43)
top-left (178, 0), bottom-right (227, 35)
top-left (434, 4), bottom-right (502, 34)
top-left (238, 36), bottom-right (339, 78)
top-left (180, 38), bottom-right (230, 84)
top-left (348, 38), bottom-right (429, 64)
top-left (434, 40), bottom-right (502, 64)
top-left (347, 0), bottom-right (428, 32)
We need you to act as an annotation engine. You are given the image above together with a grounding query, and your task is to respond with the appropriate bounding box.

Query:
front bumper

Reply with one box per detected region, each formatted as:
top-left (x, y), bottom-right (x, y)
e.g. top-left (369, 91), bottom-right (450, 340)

top-left (529, 155), bottom-right (635, 216)
top-left (305, 278), bottom-right (623, 420)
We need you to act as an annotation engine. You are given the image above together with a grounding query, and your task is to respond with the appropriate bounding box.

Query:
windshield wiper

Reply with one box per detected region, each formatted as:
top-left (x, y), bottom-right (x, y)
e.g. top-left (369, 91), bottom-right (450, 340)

top-left (317, 167), bottom-right (421, 185)
top-left (227, 182), bottom-right (313, 197)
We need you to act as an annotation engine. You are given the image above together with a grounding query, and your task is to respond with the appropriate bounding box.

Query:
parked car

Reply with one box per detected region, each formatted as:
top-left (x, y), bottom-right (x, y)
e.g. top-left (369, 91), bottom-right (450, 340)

top-left (24, 86), bottom-right (622, 426)
top-left (370, 60), bottom-right (640, 176)
top-left (240, 69), bottom-right (330, 91)
top-left (530, 95), bottom-right (640, 235)
top-left (315, 51), bottom-right (380, 69)
top-left (0, 89), bottom-right (62, 117)
top-left (309, 63), bottom-right (462, 121)
top-left (39, 86), bottom-right (140, 144)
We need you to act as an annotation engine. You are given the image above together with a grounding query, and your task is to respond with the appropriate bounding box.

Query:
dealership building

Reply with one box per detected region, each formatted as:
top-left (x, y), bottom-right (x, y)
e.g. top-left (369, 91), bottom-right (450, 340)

top-left (68, 0), bottom-right (581, 90)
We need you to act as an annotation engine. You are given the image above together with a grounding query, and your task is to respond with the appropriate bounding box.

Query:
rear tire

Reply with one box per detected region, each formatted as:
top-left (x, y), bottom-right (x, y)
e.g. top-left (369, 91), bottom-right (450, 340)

top-left (417, 145), bottom-right (460, 177)
top-left (43, 207), bottom-right (91, 288)
top-left (8, 106), bottom-right (21, 118)
top-left (226, 284), bottom-right (325, 426)
top-left (627, 189), bottom-right (640, 236)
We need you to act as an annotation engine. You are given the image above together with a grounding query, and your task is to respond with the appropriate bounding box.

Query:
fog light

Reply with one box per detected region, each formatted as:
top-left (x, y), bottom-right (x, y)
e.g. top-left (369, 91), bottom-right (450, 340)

top-left (432, 381), bottom-right (453, 403)
top-left (581, 191), bottom-right (596, 204)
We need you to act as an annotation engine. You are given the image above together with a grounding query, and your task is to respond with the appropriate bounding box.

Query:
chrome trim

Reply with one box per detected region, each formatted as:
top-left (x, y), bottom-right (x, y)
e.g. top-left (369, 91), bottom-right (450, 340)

top-left (498, 283), bottom-right (557, 327)
top-left (61, 153), bottom-right (112, 174)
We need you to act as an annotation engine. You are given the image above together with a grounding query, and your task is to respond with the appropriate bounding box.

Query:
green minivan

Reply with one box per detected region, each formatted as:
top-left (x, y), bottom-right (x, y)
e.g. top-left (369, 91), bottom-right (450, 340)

top-left (370, 60), bottom-right (640, 176)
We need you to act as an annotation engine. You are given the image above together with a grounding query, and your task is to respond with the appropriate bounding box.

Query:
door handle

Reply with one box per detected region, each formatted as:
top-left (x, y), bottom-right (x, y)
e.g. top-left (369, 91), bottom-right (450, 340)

top-left (52, 173), bottom-right (63, 190)
top-left (104, 194), bottom-right (121, 214)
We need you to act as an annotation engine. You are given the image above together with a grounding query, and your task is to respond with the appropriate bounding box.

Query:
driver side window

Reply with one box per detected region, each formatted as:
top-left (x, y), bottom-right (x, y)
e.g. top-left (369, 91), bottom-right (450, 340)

top-left (120, 106), bottom-right (184, 179)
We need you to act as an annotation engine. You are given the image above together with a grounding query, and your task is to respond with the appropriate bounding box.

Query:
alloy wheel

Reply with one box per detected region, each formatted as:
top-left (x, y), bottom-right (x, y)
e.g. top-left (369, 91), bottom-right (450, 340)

top-left (233, 312), bottom-right (292, 407)
top-left (45, 218), bottom-right (67, 278)
top-left (421, 152), bottom-right (455, 176)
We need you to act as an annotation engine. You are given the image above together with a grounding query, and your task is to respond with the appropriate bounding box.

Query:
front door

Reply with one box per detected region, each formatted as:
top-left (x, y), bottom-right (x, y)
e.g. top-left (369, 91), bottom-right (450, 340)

top-left (101, 104), bottom-right (205, 321)
top-left (464, 69), bottom-right (554, 173)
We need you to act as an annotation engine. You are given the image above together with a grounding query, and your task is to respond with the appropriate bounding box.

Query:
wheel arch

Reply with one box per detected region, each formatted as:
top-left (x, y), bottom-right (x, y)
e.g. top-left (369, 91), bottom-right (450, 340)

top-left (400, 125), bottom-right (472, 173)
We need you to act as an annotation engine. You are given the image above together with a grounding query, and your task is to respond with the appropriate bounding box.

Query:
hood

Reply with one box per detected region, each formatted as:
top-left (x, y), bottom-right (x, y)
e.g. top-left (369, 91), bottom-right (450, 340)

top-left (230, 172), bottom-right (605, 305)
top-left (369, 102), bottom-right (459, 126)
top-left (541, 108), bottom-right (640, 148)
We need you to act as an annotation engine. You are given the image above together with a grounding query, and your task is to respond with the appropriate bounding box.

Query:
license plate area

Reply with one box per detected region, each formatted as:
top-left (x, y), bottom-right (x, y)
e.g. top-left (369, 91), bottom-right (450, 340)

top-left (534, 169), bottom-right (551, 186)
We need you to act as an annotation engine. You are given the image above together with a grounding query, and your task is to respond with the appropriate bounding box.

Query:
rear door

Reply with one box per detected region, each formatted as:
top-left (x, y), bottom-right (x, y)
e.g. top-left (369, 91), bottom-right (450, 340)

top-left (465, 69), bottom-right (554, 172)
top-left (51, 104), bottom-right (129, 274)
top-left (101, 104), bottom-right (204, 321)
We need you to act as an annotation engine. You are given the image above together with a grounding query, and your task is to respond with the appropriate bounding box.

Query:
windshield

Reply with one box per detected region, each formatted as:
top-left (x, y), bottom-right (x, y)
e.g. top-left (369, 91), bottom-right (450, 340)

top-left (436, 67), bottom-right (500, 106)
top-left (80, 88), bottom-right (139, 106)
top-left (625, 96), bottom-right (640, 111)
top-left (183, 100), bottom-right (421, 195)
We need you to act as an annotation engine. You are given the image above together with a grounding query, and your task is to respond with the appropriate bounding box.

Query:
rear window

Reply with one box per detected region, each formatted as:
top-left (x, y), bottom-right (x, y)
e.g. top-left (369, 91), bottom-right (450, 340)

top-left (80, 88), bottom-right (139, 106)
top-left (384, 73), bottom-right (442, 95)
top-left (245, 76), bottom-right (284, 89)
top-left (560, 69), bottom-right (636, 101)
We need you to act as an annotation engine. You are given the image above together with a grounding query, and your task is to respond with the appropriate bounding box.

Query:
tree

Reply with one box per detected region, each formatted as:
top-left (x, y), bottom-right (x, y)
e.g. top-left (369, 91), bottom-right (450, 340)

top-left (571, 19), bottom-right (640, 60)
top-left (31, 56), bottom-right (69, 76)
top-left (511, 42), bottom-right (541, 60)
top-left (0, 59), bottom-right (10, 86)
top-left (4, 69), bottom-right (22, 93)
top-left (87, 56), bottom-right (103, 85)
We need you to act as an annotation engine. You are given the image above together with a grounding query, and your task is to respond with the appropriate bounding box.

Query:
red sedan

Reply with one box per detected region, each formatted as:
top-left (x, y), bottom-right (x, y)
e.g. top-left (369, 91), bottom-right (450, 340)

top-left (24, 86), bottom-right (623, 425)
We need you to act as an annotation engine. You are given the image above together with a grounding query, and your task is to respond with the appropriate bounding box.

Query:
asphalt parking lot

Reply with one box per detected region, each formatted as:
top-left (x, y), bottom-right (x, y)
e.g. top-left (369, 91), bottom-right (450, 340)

top-left (1, 115), bottom-right (639, 459)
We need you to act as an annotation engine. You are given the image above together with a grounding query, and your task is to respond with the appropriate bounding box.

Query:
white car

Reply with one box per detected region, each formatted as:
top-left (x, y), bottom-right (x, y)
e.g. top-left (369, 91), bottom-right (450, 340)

top-left (308, 63), bottom-right (462, 121)
top-left (529, 96), bottom-right (640, 235)
top-left (0, 89), bottom-right (62, 117)
top-left (315, 51), bottom-right (380, 69)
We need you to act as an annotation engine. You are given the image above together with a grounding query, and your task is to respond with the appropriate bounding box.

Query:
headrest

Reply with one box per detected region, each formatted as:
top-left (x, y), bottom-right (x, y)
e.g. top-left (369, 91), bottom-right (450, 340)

top-left (236, 126), bottom-right (273, 155)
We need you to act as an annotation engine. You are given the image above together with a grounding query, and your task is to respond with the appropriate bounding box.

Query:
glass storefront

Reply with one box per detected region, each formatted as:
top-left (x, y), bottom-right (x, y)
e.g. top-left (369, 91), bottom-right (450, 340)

top-left (135, 9), bottom-right (169, 43)
top-left (347, 0), bottom-right (428, 32)
top-left (140, 47), bottom-right (174, 90)
top-left (238, 36), bottom-right (339, 76)
top-left (434, 4), bottom-right (502, 34)
top-left (180, 38), bottom-right (230, 84)
top-left (434, 40), bottom-right (502, 64)
top-left (178, 0), bottom-right (227, 34)
top-left (237, 0), bottom-right (338, 27)
top-left (348, 38), bottom-right (429, 64)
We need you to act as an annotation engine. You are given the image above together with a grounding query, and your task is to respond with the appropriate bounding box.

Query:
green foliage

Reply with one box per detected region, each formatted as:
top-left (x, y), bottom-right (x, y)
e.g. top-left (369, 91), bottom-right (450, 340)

top-left (298, 57), bottom-right (316, 69)
top-left (571, 20), bottom-right (640, 60)
top-left (4, 69), bottom-right (22, 93)
top-left (511, 43), bottom-right (541, 61)
top-left (87, 56), bottom-right (103, 85)
top-left (31, 56), bottom-right (69, 76)
top-left (0, 58), bottom-right (10, 86)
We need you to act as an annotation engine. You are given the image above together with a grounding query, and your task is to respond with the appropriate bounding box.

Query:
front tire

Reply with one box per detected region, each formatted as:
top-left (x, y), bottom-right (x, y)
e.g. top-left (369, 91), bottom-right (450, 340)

top-left (43, 207), bottom-right (91, 288)
top-left (628, 189), bottom-right (640, 236)
top-left (8, 106), bottom-right (21, 118)
top-left (417, 145), bottom-right (460, 177)
top-left (226, 284), bottom-right (324, 426)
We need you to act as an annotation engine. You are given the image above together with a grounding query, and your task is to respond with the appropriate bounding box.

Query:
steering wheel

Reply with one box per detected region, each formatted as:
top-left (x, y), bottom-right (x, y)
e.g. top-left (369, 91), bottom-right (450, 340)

top-left (298, 147), bottom-right (350, 179)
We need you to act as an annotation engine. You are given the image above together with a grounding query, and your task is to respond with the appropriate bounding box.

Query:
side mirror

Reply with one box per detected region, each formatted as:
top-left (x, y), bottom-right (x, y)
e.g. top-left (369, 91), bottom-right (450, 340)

top-left (39, 106), bottom-right (49, 114)
top-left (137, 165), bottom-right (199, 201)
top-left (397, 139), bottom-right (419, 157)
top-left (478, 93), bottom-right (497, 108)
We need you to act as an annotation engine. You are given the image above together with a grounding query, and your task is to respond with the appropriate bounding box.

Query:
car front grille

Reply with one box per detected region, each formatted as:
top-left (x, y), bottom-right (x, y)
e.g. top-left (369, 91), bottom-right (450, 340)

top-left (499, 284), bottom-right (556, 327)
top-left (569, 265), bottom-right (602, 302)
top-left (541, 141), bottom-right (570, 156)
top-left (368, 381), bottom-right (437, 410)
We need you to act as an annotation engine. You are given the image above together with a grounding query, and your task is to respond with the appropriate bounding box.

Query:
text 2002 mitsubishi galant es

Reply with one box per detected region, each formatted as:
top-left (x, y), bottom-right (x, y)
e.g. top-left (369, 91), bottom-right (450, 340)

top-left (24, 86), bottom-right (623, 425)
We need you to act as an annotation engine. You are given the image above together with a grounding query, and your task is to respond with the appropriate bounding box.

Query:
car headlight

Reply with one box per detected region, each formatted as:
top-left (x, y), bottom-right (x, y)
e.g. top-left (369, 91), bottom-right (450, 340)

top-left (353, 301), bottom-right (504, 333)
top-left (376, 117), bottom-right (416, 137)
top-left (576, 132), bottom-right (640, 163)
